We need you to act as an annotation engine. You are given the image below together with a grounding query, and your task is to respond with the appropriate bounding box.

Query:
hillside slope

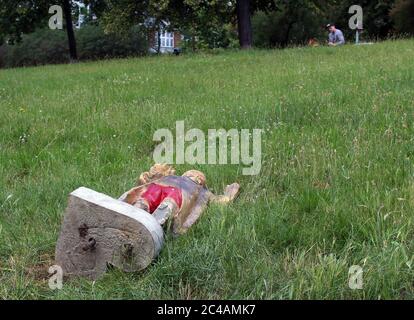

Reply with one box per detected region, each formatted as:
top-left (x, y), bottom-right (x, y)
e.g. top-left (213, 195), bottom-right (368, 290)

top-left (1, 40), bottom-right (414, 299)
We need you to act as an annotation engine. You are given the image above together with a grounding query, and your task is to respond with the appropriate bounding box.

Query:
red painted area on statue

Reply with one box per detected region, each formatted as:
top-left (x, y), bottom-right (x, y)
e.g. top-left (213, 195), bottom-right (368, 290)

top-left (141, 183), bottom-right (183, 213)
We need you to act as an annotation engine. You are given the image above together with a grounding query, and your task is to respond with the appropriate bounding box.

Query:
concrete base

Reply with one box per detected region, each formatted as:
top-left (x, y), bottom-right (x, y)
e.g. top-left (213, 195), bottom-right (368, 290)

top-left (55, 187), bottom-right (164, 280)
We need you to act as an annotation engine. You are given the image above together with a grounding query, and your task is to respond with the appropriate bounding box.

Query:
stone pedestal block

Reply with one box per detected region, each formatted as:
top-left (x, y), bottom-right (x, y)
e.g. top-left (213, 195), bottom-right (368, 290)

top-left (55, 187), bottom-right (164, 279)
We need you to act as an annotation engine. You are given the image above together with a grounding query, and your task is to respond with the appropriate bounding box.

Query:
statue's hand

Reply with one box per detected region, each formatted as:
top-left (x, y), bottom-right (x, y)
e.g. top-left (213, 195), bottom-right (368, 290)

top-left (224, 183), bottom-right (240, 201)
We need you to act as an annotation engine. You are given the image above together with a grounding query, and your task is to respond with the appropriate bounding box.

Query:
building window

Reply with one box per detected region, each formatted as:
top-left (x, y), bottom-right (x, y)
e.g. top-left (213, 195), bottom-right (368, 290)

top-left (159, 31), bottom-right (174, 48)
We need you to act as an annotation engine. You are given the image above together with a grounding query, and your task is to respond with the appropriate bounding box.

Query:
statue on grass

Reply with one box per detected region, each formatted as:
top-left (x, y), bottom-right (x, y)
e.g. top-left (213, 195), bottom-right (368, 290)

top-left (55, 164), bottom-right (240, 280)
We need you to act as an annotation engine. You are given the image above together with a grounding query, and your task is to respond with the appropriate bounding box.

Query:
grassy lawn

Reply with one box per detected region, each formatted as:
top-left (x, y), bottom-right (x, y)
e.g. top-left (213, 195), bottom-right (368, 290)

top-left (1, 40), bottom-right (414, 299)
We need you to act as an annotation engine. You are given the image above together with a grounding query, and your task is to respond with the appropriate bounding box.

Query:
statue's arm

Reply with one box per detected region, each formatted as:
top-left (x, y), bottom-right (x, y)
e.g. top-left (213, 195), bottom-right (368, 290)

top-left (175, 189), bottom-right (210, 235)
top-left (175, 183), bottom-right (240, 235)
top-left (209, 183), bottom-right (240, 204)
top-left (119, 185), bottom-right (146, 205)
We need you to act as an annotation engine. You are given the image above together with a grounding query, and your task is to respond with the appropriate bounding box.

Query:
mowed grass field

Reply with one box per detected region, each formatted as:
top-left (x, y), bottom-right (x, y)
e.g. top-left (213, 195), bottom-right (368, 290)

top-left (1, 40), bottom-right (414, 299)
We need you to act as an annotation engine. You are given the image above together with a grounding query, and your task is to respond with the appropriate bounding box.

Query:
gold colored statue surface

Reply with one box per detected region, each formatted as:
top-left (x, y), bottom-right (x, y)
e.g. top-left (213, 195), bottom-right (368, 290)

top-left (121, 164), bottom-right (240, 235)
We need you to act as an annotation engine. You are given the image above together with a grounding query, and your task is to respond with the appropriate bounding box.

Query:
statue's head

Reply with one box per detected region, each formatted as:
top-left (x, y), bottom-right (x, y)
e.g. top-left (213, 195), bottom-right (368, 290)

top-left (149, 163), bottom-right (176, 176)
top-left (138, 164), bottom-right (176, 185)
top-left (182, 170), bottom-right (206, 186)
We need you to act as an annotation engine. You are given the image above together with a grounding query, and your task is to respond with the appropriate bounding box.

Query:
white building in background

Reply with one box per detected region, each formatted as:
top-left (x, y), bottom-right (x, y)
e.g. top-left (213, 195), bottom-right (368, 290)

top-left (73, 1), bottom-right (93, 29)
top-left (145, 19), bottom-right (183, 54)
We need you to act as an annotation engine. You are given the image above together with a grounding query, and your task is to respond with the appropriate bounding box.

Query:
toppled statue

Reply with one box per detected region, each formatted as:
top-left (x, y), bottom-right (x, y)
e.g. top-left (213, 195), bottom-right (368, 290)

top-left (121, 164), bottom-right (240, 234)
top-left (55, 164), bottom-right (240, 279)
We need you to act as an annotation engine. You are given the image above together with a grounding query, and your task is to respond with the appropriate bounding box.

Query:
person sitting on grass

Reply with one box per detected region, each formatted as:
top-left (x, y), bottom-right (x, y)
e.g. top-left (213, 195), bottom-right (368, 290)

top-left (327, 23), bottom-right (345, 46)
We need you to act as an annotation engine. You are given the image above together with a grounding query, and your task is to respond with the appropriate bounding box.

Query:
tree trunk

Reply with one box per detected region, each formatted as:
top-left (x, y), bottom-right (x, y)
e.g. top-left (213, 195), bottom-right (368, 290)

top-left (192, 32), bottom-right (196, 52)
top-left (190, 25), bottom-right (196, 52)
top-left (62, 0), bottom-right (78, 61)
top-left (282, 21), bottom-right (294, 48)
top-left (156, 29), bottom-right (161, 54)
top-left (236, 0), bottom-right (252, 49)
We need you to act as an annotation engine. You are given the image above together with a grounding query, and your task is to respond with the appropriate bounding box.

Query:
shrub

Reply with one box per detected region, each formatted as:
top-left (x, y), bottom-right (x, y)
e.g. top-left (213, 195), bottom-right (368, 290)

top-left (0, 25), bottom-right (148, 68)
top-left (390, 0), bottom-right (414, 35)
top-left (77, 25), bottom-right (147, 60)
top-left (0, 29), bottom-right (68, 68)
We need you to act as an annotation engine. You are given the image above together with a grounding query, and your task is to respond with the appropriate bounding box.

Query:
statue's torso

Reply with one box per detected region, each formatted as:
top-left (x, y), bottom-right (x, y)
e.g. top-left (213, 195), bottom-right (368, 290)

top-left (154, 176), bottom-right (206, 216)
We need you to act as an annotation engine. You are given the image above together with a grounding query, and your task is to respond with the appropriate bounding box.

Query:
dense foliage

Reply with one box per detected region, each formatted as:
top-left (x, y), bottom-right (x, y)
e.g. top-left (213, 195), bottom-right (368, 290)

top-left (0, 25), bottom-right (147, 68)
top-left (391, 0), bottom-right (414, 35)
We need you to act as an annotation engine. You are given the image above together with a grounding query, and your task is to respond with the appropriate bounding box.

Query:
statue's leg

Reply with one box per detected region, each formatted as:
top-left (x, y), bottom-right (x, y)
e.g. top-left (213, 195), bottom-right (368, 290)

top-left (152, 198), bottom-right (179, 226)
top-left (134, 198), bottom-right (150, 212)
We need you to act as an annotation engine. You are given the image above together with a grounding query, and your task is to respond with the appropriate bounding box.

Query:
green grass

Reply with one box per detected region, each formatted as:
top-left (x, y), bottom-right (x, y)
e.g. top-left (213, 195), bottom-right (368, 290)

top-left (1, 40), bottom-right (414, 299)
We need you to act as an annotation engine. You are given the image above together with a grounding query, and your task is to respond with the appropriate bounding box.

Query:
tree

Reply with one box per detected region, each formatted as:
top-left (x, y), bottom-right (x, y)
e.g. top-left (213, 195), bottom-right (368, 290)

top-left (236, 0), bottom-right (278, 49)
top-left (0, 1), bottom-right (49, 45)
top-left (98, 0), bottom-right (170, 54)
top-left (167, 0), bottom-right (234, 50)
top-left (0, 0), bottom-right (78, 61)
top-left (236, 0), bottom-right (253, 48)
top-left (96, 0), bottom-right (277, 50)
top-left (391, 0), bottom-right (414, 35)
top-left (62, 0), bottom-right (77, 60)
top-left (98, 0), bottom-right (233, 51)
